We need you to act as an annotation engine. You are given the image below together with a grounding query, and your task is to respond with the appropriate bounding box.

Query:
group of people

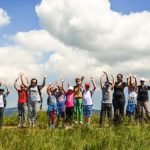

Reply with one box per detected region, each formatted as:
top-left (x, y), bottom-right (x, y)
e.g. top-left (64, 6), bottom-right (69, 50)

top-left (0, 72), bottom-right (150, 129)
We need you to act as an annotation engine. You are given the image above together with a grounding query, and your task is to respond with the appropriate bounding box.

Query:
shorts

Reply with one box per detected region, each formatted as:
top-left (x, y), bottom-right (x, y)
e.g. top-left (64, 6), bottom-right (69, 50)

top-left (83, 105), bottom-right (93, 117)
top-left (126, 102), bottom-right (136, 114)
top-left (48, 105), bottom-right (57, 113)
top-left (57, 107), bottom-right (65, 118)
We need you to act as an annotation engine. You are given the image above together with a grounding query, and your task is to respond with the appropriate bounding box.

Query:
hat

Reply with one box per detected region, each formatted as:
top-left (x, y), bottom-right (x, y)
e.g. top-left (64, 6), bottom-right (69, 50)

top-left (85, 82), bottom-right (90, 88)
top-left (0, 88), bottom-right (4, 91)
top-left (140, 78), bottom-right (146, 82)
top-left (68, 86), bottom-right (74, 91)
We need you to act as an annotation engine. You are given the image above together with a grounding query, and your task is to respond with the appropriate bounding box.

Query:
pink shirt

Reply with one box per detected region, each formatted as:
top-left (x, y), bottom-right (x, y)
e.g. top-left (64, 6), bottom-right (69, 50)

top-left (65, 91), bottom-right (75, 108)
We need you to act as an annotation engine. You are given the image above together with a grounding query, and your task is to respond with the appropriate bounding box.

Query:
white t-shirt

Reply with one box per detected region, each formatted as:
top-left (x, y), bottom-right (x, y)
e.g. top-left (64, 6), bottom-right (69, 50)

top-left (0, 95), bottom-right (4, 108)
top-left (128, 90), bottom-right (137, 103)
top-left (28, 86), bottom-right (41, 102)
top-left (0, 94), bottom-right (8, 108)
top-left (82, 90), bottom-right (94, 105)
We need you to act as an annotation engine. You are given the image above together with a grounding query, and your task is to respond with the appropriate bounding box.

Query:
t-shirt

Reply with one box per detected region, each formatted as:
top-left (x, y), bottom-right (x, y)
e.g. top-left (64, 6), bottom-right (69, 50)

top-left (17, 90), bottom-right (28, 103)
top-left (82, 90), bottom-right (94, 105)
top-left (28, 86), bottom-right (41, 102)
top-left (47, 95), bottom-right (57, 105)
top-left (137, 85), bottom-right (150, 101)
top-left (74, 86), bottom-right (83, 98)
top-left (102, 85), bottom-right (113, 103)
top-left (113, 82), bottom-right (127, 100)
top-left (65, 92), bottom-right (75, 108)
top-left (0, 94), bottom-right (8, 108)
top-left (56, 93), bottom-right (66, 108)
top-left (128, 90), bottom-right (137, 103)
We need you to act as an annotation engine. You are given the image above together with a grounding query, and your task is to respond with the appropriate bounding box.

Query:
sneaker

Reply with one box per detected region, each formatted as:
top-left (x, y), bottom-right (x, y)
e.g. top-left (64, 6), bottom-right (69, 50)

top-left (18, 123), bottom-right (22, 128)
top-left (33, 123), bottom-right (36, 128)
top-left (79, 121), bottom-right (83, 124)
top-left (23, 123), bottom-right (26, 128)
top-left (74, 121), bottom-right (78, 124)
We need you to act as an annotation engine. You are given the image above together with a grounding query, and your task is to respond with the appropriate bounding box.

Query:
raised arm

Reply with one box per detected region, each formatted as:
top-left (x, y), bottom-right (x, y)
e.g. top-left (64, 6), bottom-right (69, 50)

top-left (40, 75), bottom-right (47, 89)
top-left (20, 73), bottom-right (28, 88)
top-left (91, 77), bottom-right (96, 91)
top-left (100, 75), bottom-right (104, 89)
top-left (5, 83), bottom-right (10, 95)
top-left (61, 79), bottom-right (66, 93)
top-left (47, 83), bottom-right (53, 95)
top-left (103, 71), bottom-right (109, 83)
top-left (111, 75), bottom-right (115, 89)
top-left (14, 77), bottom-right (19, 91)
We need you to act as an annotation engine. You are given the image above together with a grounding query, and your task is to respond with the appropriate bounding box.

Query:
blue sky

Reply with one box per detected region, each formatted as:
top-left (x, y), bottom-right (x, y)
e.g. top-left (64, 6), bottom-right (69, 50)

top-left (0, 0), bottom-right (150, 38)
top-left (0, 0), bottom-right (150, 109)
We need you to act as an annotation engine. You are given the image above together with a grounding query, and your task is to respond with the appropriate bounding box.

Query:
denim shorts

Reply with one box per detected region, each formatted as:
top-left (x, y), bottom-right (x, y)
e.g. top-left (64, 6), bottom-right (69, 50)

top-left (83, 105), bottom-right (93, 117)
top-left (126, 102), bottom-right (136, 114)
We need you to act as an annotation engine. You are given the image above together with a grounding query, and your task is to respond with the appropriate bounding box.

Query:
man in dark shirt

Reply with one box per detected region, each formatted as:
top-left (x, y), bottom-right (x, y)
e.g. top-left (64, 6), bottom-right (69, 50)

top-left (137, 78), bottom-right (150, 120)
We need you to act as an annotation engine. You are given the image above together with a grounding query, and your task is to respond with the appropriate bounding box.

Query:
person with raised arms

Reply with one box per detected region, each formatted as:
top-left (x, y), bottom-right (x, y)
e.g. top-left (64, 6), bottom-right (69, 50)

top-left (74, 76), bottom-right (84, 124)
top-left (61, 79), bottom-right (75, 128)
top-left (14, 76), bottom-right (28, 128)
top-left (113, 74), bottom-right (127, 124)
top-left (126, 74), bottom-right (137, 121)
top-left (99, 72), bottom-right (114, 126)
top-left (82, 77), bottom-right (96, 125)
top-left (0, 83), bottom-right (10, 128)
top-left (20, 73), bottom-right (46, 127)
top-left (47, 83), bottom-right (57, 129)
top-left (137, 78), bottom-right (150, 121)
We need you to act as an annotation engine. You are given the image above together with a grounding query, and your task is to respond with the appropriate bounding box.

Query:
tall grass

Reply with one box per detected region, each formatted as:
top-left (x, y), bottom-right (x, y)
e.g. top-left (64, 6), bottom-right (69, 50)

top-left (0, 112), bottom-right (150, 150)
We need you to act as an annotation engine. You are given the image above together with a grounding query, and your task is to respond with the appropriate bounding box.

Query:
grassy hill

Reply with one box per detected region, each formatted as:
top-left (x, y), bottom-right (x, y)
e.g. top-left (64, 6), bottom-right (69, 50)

top-left (1, 111), bottom-right (150, 150)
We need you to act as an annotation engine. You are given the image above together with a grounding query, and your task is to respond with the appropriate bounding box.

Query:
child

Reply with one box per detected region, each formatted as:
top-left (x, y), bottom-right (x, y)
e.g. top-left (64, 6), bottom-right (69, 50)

top-left (0, 83), bottom-right (10, 128)
top-left (14, 77), bottom-right (28, 128)
top-left (100, 72), bottom-right (114, 126)
top-left (126, 75), bottom-right (137, 120)
top-left (74, 76), bottom-right (84, 124)
top-left (82, 77), bottom-right (96, 125)
top-left (55, 81), bottom-right (66, 128)
top-left (47, 83), bottom-right (57, 128)
top-left (61, 79), bottom-right (75, 128)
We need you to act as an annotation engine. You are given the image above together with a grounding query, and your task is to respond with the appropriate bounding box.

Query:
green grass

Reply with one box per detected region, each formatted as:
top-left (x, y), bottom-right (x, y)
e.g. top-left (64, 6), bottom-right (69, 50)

top-left (1, 112), bottom-right (150, 150)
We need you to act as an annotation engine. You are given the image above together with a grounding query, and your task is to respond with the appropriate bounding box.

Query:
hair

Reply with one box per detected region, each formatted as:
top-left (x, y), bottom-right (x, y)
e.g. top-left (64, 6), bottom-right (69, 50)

top-left (117, 73), bottom-right (123, 79)
top-left (31, 78), bottom-right (38, 84)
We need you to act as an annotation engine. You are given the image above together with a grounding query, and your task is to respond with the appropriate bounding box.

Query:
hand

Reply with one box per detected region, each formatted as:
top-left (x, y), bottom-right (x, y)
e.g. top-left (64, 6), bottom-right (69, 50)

top-left (128, 74), bottom-right (132, 77)
top-left (61, 78), bottom-right (64, 83)
top-left (44, 75), bottom-right (47, 79)
top-left (49, 82), bottom-right (53, 86)
top-left (133, 74), bottom-right (137, 78)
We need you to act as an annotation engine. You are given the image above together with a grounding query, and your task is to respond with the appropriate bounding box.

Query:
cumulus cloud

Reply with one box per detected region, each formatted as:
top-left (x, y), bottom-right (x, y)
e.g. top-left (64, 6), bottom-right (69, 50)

top-left (35, 0), bottom-right (150, 79)
top-left (1, 0), bottom-right (150, 85)
top-left (0, 8), bottom-right (10, 27)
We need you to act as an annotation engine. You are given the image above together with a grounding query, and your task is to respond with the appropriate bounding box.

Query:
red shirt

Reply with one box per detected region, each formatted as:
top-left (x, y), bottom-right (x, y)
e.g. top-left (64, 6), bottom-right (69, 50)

top-left (17, 90), bottom-right (28, 103)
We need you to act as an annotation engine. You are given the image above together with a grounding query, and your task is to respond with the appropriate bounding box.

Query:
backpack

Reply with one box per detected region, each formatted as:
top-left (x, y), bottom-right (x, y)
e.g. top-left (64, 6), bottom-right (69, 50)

top-left (3, 94), bottom-right (7, 108)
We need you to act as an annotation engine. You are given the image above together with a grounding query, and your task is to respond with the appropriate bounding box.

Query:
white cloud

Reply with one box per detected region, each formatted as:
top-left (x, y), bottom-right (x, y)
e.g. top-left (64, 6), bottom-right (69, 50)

top-left (0, 8), bottom-right (10, 27)
top-left (1, 0), bottom-right (150, 86)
